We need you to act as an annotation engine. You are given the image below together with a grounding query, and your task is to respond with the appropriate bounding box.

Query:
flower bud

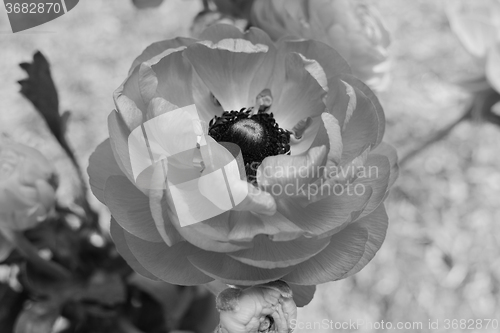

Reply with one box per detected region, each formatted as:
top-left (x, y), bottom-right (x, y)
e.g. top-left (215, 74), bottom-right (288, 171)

top-left (216, 281), bottom-right (297, 333)
top-left (191, 10), bottom-right (248, 39)
top-left (446, 0), bottom-right (500, 95)
top-left (447, 0), bottom-right (500, 59)
top-left (0, 141), bottom-right (57, 231)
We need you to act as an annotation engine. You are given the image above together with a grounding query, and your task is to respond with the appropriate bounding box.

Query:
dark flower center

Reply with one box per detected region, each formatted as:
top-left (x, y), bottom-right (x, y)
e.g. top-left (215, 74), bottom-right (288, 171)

top-left (258, 315), bottom-right (274, 332)
top-left (208, 108), bottom-right (291, 181)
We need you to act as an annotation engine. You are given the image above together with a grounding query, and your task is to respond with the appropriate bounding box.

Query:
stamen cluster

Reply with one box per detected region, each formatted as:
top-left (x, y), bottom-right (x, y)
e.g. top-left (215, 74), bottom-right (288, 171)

top-left (209, 108), bottom-right (291, 180)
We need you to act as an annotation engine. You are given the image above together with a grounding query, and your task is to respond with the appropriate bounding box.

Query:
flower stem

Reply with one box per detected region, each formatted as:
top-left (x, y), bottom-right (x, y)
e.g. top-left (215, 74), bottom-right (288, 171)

top-left (399, 104), bottom-right (472, 166)
top-left (59, 135), bottom-right (100, 231)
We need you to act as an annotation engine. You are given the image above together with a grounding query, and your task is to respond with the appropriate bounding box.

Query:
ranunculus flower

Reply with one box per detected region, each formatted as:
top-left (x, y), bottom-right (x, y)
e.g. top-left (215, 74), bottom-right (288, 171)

top-left (250, 0), bottom-right (391, 90)
top-left (191, 10), bottom-right (248, 38)
top-left (447, 0), bottom-right (500, 93)
top-left (0, 141), bottom-right (57, 261)
top-left (216, 280), bottom-right (296, 333)
top-left (447, 0), bottom-right (500, 59)
top-left (88, 24), bottom-right (397, 306)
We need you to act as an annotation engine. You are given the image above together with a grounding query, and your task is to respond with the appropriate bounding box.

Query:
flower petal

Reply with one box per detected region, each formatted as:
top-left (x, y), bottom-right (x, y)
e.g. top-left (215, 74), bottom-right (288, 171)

top-left (140, 133), bottom-right (270, 250)
top-left (282, 223), bottom-right (369, 285)
top-left (118, 44), bottom-right (199, 127)
top-left (146, 97), bottom-right (179, 121)
top-left (187, 252), bottom-right (293, 285)
top-left (150, 48), bottom-right (196, 109)
top-left (300, 54), bottom-right (329, 91)
top-left (184, 38), bottom-right (270, 111)
top-left (171, 216), bottom-right (252, 253)
top-left (197, 140), bottom-right (250, 214)
top-left (162, 183), bottom-right (253, 252)
top-left (446, 0), bottom-right (500, 58)
top-left (341, 80), bottom-right (357, 130)
top-left (233, 183), bottom-right (277, 216)
top-left (191, 69), bottom-right (225, 123)
top-left (371, 142), bottom-right (399, 189)
top-left (250, 0), bottom-right (288, 40)
top-left (341, 75), bottom-right (385, 148)
top-left (138, 63), bottom-right (158, 104)
top-left (228, 235), bottom-right (330, 269)
top-left (353, 154), bottom-right (391, 218)
top-left (341, 204), bottom-right (388, 278)
top-left (325, 77), bottom-right (351, 128)
top-left (129, 37), bottom-right (196, 74)
top-left (288, 284), bottom-right (316, 307)
top-left (276, 183), bottom-right (373, 237)
top-left (110, 218), bottom-right (159, 281)
top-left (227, 210), bottom-right (305, 243)
top-left (108, 110), bottom-right (137, 185)
top-left (329, 146), bottom-right (370, 185)
top-left (257, 146), bottom-right (327, 197)
top-left (199, 25), bottom-right (278, 106)
top-left (244, 28), bottom-right (279, 103)
top-left (199, 23), bottom-right (245, 42)
top-left (104, 176), bottom-right (163, 243)
top-left (122, 225), bottom-right (214, 285)
top-left (339, 83), bottom-right (380, 164)
top-left (321, 112), bottom-right (343, 165)
top-left (271, 52), bottom-right (327, 131)
top-left (289, 116), bottom-right (326, 155)
top-left (143, 105), bottom-right (202, 161)
top-left (148, 189), bottom-right (186, 246)
top-left (88, 139), bottom-right (125, 203)
top-left (113, 70), bottom-right (145, 131)
top-left (281, 39), bottom-right (351, 80)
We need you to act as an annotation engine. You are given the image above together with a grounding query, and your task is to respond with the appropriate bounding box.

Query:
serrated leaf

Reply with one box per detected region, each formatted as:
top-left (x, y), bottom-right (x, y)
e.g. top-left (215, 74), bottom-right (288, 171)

top-left (18, 51), bottom-right (67, 142)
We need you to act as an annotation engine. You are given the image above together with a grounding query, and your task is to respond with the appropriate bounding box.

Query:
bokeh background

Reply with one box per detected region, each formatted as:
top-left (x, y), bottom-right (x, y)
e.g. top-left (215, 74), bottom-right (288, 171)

top-left (1, 0), bottom-right (499, 332)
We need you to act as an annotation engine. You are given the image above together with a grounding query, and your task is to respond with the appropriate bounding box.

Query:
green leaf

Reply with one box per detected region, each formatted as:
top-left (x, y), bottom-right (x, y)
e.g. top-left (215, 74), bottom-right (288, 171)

top-left (18, 51), bottom-right (67, 143)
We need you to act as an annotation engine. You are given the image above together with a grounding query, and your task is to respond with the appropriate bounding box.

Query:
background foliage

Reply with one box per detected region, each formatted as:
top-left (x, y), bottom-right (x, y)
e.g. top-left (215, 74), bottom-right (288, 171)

top-left (0, 0), bottom-right (499, 332)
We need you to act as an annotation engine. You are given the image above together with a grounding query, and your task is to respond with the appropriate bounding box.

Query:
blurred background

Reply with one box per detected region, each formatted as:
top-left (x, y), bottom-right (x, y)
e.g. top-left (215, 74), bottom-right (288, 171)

top-left (1, 0), bottom-right (499, 332)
